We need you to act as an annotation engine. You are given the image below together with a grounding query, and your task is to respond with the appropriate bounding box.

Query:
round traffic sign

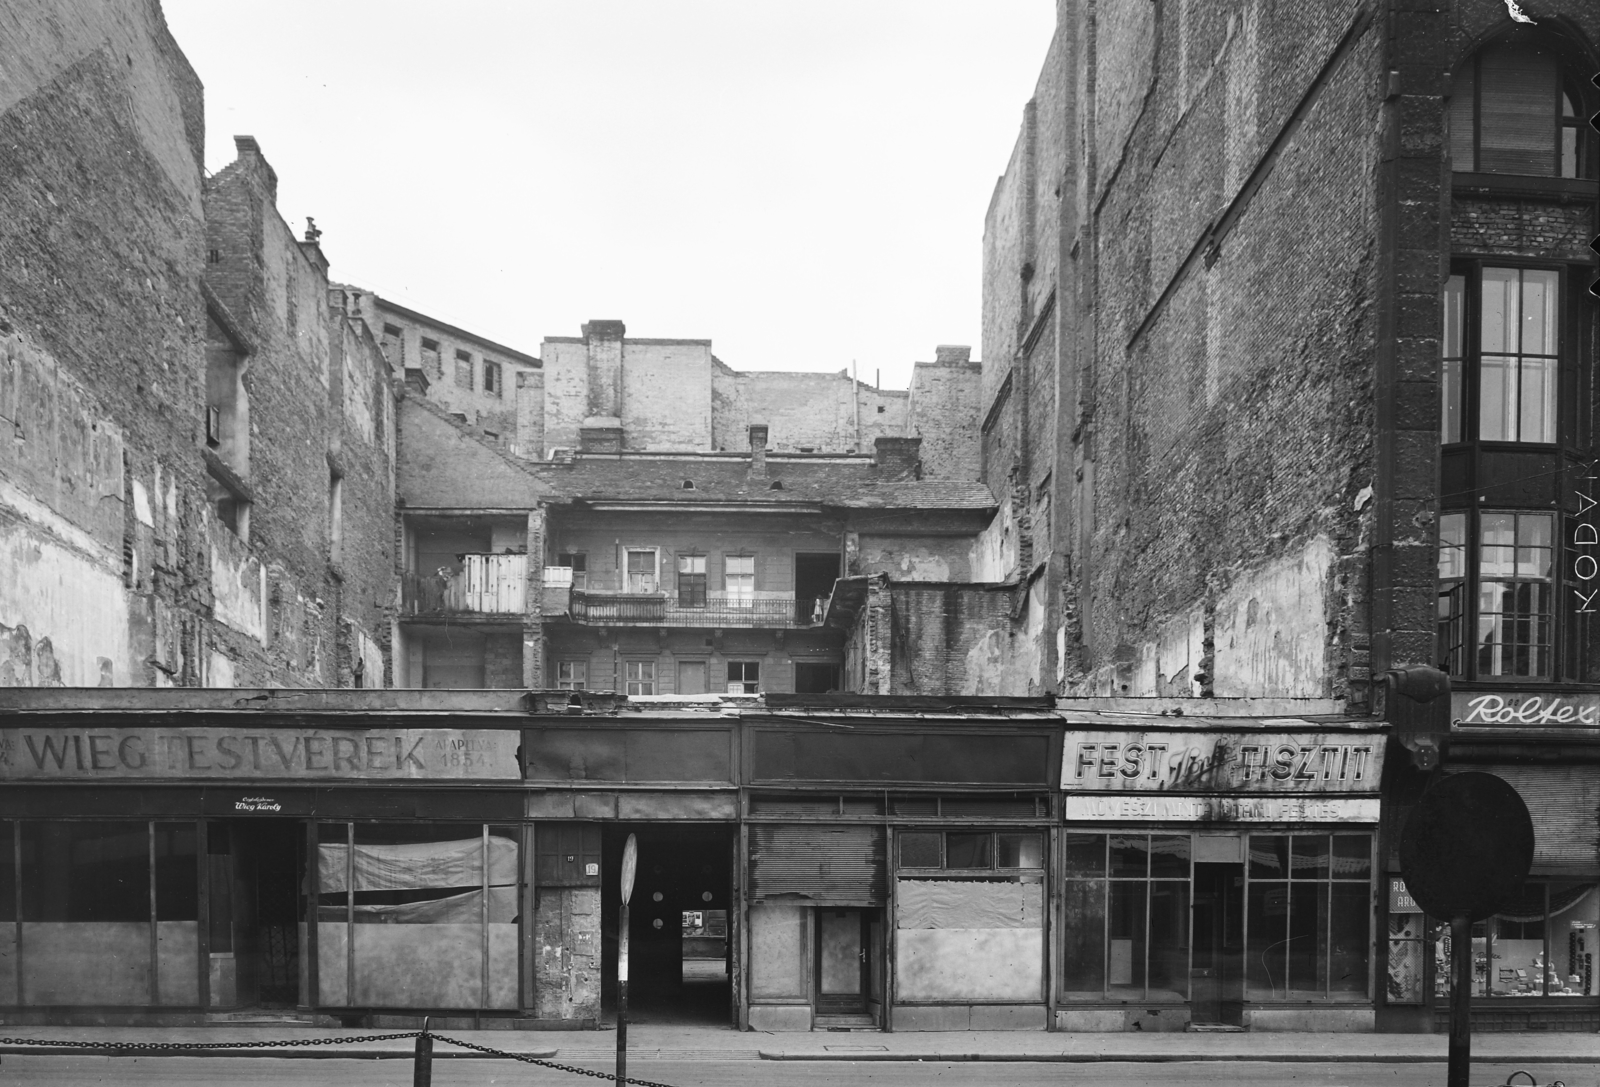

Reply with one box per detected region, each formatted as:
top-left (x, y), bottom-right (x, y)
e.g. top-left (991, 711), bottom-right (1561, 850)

top-left (1399, 771), bottom-right (1534, 922)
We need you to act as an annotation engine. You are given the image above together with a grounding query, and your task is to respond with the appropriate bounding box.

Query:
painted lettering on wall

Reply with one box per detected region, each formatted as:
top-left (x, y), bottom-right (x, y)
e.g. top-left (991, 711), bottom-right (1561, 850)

top-left (1455, 692), bottom-right (1600, 727)
top-left (0, 727), bottom-right (520, 780)
top-left (1060, 730), bottom-right (1383, 793)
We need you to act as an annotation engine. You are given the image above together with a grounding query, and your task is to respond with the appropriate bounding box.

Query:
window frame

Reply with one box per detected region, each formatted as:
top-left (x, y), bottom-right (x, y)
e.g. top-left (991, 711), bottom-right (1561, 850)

top-left (1450, 37), bottom-right (1597, 180)
top-left (625, 548), bottom-right (660, 594)
top-left (454, 349), bottom-right (474, 390)
top-left (624, 659), bottom-right (656, 696)
top-left (726, 659), bottom-right (761, 694)
top-left (483, 360), bottom-right (501, 397)
top-left (677, 553), bottom-right (707, 608)
top-left (724, 553), bottom-right (756, 605)
top-left (1438, 507), bottom-right (1562, 682)
top-left (896, 829), bottom-right (1045, 874)
top-left (556, 660), bottom-right (587, 691)
top-left (556, 551), bottom-right (587, 590)
top-left (1442, 261), bottom-right (1570, 449)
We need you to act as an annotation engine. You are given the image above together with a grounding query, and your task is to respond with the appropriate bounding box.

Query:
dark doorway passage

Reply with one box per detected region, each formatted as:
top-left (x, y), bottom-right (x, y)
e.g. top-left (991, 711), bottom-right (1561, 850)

top-left (794, 662), bottom-right (842, 693)
top-left (602, 824), bottom-right (735, 1027)
top-left (794, 553), bottom-right (841, 624)
top-left (210, 821), bottom-right (303, 1009)
top-left (1191, 859), bottom-right (1245, 1026)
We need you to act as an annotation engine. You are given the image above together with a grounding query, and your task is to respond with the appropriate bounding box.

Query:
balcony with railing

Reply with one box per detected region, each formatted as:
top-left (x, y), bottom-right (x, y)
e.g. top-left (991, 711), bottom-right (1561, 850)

top-left (402, 553), bottom-right (527, 617)
top-left (566, 587), bottom-right (810, 629)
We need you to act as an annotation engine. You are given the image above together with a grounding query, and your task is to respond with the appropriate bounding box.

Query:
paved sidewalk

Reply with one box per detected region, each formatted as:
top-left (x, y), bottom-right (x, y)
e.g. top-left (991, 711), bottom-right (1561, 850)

top-left (0, 1022), bottom-right (1596, 1063)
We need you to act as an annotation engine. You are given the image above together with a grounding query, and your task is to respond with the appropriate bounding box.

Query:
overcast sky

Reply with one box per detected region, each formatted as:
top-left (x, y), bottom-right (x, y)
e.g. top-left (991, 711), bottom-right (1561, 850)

top-left (160, 2), bottom-right (1055, 389)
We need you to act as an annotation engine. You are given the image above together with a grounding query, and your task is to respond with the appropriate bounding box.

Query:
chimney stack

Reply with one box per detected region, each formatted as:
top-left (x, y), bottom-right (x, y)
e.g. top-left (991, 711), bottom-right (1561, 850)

top-left (748, 423), bottom-right (769, 479)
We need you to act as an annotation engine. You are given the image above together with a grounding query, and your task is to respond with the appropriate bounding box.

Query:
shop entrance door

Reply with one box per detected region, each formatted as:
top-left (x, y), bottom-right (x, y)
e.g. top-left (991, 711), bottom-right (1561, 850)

top-left (1191, 844), bottom-right (1245, 1026)
top-left (815, 908), bottom-right (877, 1018)
top-left (209, 821), bottom-right (303, 1010)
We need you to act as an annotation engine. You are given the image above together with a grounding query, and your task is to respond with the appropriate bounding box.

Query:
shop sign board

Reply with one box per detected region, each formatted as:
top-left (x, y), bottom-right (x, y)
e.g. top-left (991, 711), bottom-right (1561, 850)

top-left (0, 727), bottom-right (520, 780)
top-left (1389, 877), bottom-right (1420, 913)
top-left (1453, 691), bottom-right (1600, 728)
top-left (1060, 730), bottom-right (1382, 794)
top-left (1064, 795), bottom-right (1380, 823)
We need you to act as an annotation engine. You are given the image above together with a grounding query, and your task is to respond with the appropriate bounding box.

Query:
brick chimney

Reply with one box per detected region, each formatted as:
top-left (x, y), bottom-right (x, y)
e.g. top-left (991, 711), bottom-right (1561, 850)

top-left (873, 436), bottom-right (922, 480)
top-left (583, 320), bottom-right (625, 419)
top-left (233, 135), bottom-right (278, 204)
top-left (515, 369), bottom-right (545, 459)
top-left (748, 423), bottom-right (769, 479)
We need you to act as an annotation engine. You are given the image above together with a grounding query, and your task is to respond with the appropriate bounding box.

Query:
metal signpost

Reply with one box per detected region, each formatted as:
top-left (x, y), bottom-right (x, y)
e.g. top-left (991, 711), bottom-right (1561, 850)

top-left (618, 833), bottom-right (638, 1087)
top-left (1399, 772), bottom-right (1534, 1087)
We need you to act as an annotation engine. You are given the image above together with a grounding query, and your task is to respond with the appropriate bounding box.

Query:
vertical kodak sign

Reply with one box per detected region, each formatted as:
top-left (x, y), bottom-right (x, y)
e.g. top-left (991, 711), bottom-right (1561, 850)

top-left (1576, 461), bottom-right (1599, 615)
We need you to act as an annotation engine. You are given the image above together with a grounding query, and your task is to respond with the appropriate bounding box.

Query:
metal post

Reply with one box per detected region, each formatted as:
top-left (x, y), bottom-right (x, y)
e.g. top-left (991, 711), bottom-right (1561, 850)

top-left (1448, 913), bottom-right (1471, 1087)
top-left (413, 1016), bottom-right (432, 1087)
top-left (618, 833), bottom-right (638, 1087)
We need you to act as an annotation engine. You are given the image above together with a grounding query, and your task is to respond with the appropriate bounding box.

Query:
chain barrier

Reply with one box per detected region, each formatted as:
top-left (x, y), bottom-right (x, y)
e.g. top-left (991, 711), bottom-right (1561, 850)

top-left (0, 1032), bottom-right (423, 1052)
top-left (0, 1030), bottom-right (685, 1087)
top-left (430, 1031), bottom-right (680, 1087)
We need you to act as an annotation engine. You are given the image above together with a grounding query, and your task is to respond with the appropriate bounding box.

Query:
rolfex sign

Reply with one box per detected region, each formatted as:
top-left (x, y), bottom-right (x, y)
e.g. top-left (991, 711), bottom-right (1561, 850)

top-left (1060, 730), bottom-right (1382, 794)
top-left (0, 726), bottom-right (520, 780)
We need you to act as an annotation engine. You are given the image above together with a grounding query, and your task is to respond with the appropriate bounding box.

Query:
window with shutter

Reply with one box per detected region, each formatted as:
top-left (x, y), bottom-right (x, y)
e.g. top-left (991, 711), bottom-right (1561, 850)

top-left (1449, 38), bottom-right (1595, 179)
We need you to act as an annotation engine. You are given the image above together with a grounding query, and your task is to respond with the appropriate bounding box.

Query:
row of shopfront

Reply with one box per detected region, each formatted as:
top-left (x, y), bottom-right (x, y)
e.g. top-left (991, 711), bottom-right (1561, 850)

top-left (0, 689), bottom-right (1594, 1033)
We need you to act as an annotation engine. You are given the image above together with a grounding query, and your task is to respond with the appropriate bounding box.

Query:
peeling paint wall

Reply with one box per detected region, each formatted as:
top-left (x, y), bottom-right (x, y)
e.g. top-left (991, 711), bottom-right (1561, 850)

top-left (533, 887), bottom-right (601, 1021)
top-left (1212, 535), bottom-right (1334, 698)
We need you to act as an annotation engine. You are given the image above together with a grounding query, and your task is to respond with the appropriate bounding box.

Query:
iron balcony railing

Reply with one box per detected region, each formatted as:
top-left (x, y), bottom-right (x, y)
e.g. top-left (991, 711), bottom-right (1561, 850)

top-left (567, 589), bottom-right (806, 628)
top-left (402, 553), bottom-right (527, 616)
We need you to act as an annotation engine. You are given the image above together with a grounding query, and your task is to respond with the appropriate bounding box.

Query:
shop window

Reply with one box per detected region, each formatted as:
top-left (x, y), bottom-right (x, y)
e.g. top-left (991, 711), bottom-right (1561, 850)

top-left (21, 821), bottom-right (152, 922)
top-left (724, 554), bottom-right (755, 605)
top-left (454, 349), bottom-right (474, 389)
top-left (1061, 833), bottom-right (1191, 1001)
top-left (1245, 833), bottom-right (1372, 1000)
top-left (1437, 509), bottom-right (1556, 679)
top-left (625, 660), bottom-right (656, 696)
top-left (897, 830), bottom-right (1044, 871)
top-left (316, 823), bottom-right (520, 1009)
top-left (556, 660), bottom-right (587, 690)
top-left (556, 551), bottom-right (586, 589)
top-left (677, 553), bottom-right (707, 607)
top-left (1441, 267), bottom-right (1563, 446)
top-left (1449, 40), bottom-right (1595, 179)
top-left (1435, 882), bottom-right (1599, 998)
top-left (727, 660), bottom-right (760, 694)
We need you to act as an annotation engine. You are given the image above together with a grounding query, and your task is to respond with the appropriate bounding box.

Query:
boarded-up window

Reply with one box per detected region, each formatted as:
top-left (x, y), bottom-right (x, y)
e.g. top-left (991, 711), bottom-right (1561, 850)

top-left (749, 825), bottom-right (885, 905)
top-left (894, 879), bottom-right (1044, 1002)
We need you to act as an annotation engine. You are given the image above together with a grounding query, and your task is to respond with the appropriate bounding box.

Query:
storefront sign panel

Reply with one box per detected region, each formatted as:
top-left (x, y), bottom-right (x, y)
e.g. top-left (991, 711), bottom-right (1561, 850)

top-left (1064, 794), bottom-right (1380, 822)
top-left (1060, 731), bottom-right (1382, 793)
top-left (0, 727), bottom-right (520, 780)
top-left (1453, 692), bottom-right (1600, 728)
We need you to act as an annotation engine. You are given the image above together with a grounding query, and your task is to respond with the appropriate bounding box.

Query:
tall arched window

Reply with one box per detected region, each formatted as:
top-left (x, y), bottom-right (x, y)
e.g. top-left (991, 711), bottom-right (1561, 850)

top-left (1449, 37), bottom-right (1596, 179)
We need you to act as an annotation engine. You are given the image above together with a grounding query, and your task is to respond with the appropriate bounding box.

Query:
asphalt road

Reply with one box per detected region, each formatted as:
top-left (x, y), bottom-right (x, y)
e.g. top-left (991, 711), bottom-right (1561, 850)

top-left (0, 1057), bottom-right (1591, 1087)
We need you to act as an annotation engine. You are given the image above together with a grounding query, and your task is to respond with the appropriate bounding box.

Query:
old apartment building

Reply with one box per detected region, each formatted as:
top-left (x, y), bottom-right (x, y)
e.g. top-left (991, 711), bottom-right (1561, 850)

top-left (394, 316), bottom-right (996, 696)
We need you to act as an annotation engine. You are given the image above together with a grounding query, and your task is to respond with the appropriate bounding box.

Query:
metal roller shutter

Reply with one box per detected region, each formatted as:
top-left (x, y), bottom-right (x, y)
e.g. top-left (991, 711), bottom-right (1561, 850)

top-left (1460, 765), bottom-right (1600, 873)
top-left (749, 824), bottom-right (886, 905)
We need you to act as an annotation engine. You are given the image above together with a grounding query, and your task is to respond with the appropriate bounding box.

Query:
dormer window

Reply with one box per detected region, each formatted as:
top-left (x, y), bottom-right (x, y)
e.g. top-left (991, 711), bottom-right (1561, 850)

top-left (1449, 38), bottom-right (1595, 179)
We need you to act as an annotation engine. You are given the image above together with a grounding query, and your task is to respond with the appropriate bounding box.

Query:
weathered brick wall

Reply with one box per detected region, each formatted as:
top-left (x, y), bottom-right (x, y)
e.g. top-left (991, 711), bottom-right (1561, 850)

top-left (888, 583), bottom-right (1029, 696)
top-left (620, 340), bottom-right (714, 450)
top-left (0, 0), bottom-right (209, 688)
top-left (396, 394), bottom-right (546, 509)
top-left (1066, 1), bottom-right (1387, 702)
top-left (907, 354), bottom-right (981, 481)
top-left (1450, 196), bottom-right (1595, 261)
